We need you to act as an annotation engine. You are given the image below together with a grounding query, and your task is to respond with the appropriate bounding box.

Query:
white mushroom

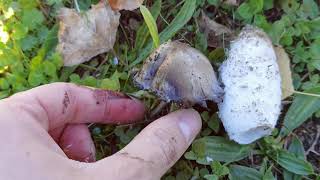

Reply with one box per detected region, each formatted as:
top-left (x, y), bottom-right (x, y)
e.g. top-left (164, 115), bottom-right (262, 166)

top-left (134, 41), bottom-right (222, 107)
top-left (218, 26), bottom-right (282, 144)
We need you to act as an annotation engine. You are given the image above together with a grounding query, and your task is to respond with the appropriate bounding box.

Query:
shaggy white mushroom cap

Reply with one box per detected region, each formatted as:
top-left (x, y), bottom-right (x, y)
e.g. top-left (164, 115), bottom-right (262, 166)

top-left (219, 26), bottom-right (282, 144)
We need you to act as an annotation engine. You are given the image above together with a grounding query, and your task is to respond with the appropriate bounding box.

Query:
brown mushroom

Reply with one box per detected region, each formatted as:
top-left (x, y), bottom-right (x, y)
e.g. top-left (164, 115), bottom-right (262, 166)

top-left (134, 41), bottom-right (222, 107)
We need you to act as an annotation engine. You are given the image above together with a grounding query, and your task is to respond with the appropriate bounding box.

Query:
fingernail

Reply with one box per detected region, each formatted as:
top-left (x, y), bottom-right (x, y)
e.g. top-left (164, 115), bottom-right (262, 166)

top-left (178, 109), bottom-right (201, 144)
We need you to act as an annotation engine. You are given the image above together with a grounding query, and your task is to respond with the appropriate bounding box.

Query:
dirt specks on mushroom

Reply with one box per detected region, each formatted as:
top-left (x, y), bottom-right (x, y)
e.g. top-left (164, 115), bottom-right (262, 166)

top-left (218, 26), bottom-right (282, 144)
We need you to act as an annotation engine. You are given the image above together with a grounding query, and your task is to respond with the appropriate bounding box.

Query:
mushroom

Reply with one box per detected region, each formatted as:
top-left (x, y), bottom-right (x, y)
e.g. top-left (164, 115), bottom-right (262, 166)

top-left (218, 26), bottom-right (282, 144)
top-left (134, 41), bottom-right (222, 107)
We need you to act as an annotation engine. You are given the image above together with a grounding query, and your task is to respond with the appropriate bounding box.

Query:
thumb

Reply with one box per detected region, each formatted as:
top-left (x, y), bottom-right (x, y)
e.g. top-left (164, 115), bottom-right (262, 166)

top-left (94, 109), bottom-right (202, 179)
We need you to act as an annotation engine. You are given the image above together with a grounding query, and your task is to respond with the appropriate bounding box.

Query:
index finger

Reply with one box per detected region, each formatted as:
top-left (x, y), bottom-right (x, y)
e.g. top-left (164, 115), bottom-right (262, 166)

top-left (7, 83), bottom-right (146, 130)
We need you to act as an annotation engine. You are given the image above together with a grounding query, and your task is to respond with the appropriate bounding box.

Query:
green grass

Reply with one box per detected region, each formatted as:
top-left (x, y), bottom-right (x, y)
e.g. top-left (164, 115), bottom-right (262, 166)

top-left (1, 0), bottom-right (320, 179)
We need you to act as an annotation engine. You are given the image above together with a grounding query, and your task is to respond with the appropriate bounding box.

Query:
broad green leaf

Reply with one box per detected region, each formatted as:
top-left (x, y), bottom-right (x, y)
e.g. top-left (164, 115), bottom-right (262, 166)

top-left (129, 0), bottom-right (196, 68)
top-left (229, 165), bottom-right (262, 180)
top-left (280, 86), bottom-right (320, 136)
top-left (277, 150), bottom-right (314, 175)
top-left (28, 71), bottom-right (46, 87)
top-left (300, 0), bottom-right (319, 18)
top-left (0, 90), bottom-right (10, 99)
top-left (268, 20), bottom-right (286, 44)
top-left (21, 9), bottom-right (44, 30)
top-left (237, 3), bottom-right (253, 20)
top-left (140, 5), bottom-right (160, 48)
top-left (0, 78), bottom-right (9, 90)
top-left (263, 0), bottom-right (273, 10)
top-left (192, 136), bottom-right (253, 163)
top-left (248, 0), bottom-right (263, 13)
top-left (207, 0), bottom-right (220, 6)
top-left (204, 174), bottom-right (218, 180)
top-left (135, 0), bottom-right (161, 52)
top-left (288, 136), bottom-right (305, 159)
top-left (42, 25), bottom-right (59, 58)
top-left (283, 137), bottom-right (305, 180)
top-left (263, 166), bottom-right (275, 180)
top-left (210, 161), bottom-right (229, 177)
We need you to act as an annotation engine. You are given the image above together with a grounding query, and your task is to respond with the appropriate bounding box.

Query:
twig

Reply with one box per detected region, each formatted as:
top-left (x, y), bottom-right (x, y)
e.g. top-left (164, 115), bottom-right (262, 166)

top-left (306, 125), bottom-right (320, 156)
top-left (150, 101), bottom-right (168, 118)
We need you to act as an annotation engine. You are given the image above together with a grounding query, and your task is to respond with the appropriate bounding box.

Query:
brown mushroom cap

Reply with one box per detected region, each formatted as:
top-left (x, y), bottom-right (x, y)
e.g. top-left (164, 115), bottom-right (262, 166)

top-left (134, 41), bottom-right (222, 107)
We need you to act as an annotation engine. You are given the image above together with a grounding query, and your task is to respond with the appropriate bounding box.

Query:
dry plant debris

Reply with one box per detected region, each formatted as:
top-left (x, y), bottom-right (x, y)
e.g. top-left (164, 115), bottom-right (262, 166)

top-left (108, 0), bottom-right (144, 10)
top-left (57, 2), bottom-right (120, 66)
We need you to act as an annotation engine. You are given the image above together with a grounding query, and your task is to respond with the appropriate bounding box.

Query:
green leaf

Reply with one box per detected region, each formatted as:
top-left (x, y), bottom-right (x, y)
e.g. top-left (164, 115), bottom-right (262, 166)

top-left (277, 150), bottom-right (314, 175)
top-left (11, 22), bottom-right (28, 40)
top-left (204, 174), bottom-right (218, 180)
top-left (140, 5), bottom-right (160, 49)
top-left (300, 0), bottom-right (319, 18)
top-left (207, 0), bottom-right (220, 6)
top-left (248, 0), bottom-right (264, 13)
top-left (135, 0), bottom-right (161, 52)
top-left (283, 136), bottom-right (304, 180)
top-left (21, 9), bottom-right (44, 30)
top-left (129, 0), bottom-right (196, 68)
top-left (100, 78), bottom-right (120, 91)
top-left (268, 20), bottom-right (286, 44)
top-left (289, 136), bottom-right (305, 159)
top-left (280, 86), bottom-right (320, 136)
top-left (210, 161), bottom-right (229, 177)
top-left (0, 90), bottom-right (10, 99)
top-left (20, 35), bottom-right (38, 51)
top-left (229, 165), bottom-right (262, 180)
top-left (192, 136), bottom-right (252, 163)
top-left (42, 25), bottom-right (59, 57)
top-left (263, 0), bottom-right (273, 10)
top-left (195, 31), bottom-right (207, 53)
top-left (237, 3), bottom-right (253, 20)
top-left (28, 70), bottom-right (46, 87)
top-left (0, 78), bottom-right (10, 90)
top-left (263, 166), bottom-right (275, 180)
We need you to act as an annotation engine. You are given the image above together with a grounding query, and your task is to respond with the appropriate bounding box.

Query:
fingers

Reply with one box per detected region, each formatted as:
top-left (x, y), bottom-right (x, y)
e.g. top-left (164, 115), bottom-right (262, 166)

top-left (7, 83), bottom-right (145, 130)
top-left (59, 124), bottom-right (96, 163)
top-left (93, 109), bottom-right (202, 179)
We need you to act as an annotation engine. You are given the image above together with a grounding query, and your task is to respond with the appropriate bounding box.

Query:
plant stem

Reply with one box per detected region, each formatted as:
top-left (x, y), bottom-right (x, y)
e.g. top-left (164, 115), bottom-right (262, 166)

top-left (293, 91), bottom-right (320, 98)
top-left (74, 0), bottom-right (81, 13)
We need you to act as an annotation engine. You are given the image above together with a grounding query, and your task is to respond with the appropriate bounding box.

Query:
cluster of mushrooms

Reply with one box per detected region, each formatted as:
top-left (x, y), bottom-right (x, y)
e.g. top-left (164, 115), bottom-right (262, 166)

top-left (134, 26), bottom-right (282, 144)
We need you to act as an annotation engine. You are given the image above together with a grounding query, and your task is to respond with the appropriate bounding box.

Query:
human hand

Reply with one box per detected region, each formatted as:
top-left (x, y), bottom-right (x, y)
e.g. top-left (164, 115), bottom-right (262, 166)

top-left (0, 83), bottom-right (201, 180)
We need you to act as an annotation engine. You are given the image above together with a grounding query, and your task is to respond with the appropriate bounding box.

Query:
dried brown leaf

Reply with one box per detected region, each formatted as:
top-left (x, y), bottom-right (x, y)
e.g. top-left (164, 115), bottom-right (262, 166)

top-left (275, 46), bottom-right (295, 100)
top-left (57, 2), bottom-right (120, 66)
top-left (198, 12), bottom-right (234, 48)
top-left (108, 0), bottom-right (144, 10)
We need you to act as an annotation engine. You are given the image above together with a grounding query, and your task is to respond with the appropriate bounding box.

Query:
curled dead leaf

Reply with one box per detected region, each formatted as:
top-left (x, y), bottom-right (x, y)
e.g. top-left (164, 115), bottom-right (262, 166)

top-left (108, 0), bottom-right (144, 10)
top-left (275, 46), bottom-right (294, 100)
top-left (198, 12), bottom-right (234, 48)
top-left (134, 41), bottom-right (223, 107)
top-left (57, 2), bottom-right (120, 66)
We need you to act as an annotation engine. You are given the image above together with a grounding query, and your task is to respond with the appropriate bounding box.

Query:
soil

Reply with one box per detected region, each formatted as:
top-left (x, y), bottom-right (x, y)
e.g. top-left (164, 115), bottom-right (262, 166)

top-left (294, 118), bottom-right (320, 172)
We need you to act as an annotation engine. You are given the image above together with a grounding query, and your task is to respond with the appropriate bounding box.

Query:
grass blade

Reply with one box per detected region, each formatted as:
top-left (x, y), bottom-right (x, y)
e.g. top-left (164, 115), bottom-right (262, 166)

top-left (140, 5), bottom-right (160, 49)
top-left (135, 0), bottom-right (162, 52)
top-left (128, 0), bottom-right (196, 69)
